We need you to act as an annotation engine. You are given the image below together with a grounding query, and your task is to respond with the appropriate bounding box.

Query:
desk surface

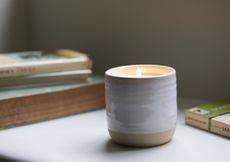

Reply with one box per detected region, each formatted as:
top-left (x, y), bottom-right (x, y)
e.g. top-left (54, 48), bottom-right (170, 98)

top-left (0, 98), bottom-right (229, 162)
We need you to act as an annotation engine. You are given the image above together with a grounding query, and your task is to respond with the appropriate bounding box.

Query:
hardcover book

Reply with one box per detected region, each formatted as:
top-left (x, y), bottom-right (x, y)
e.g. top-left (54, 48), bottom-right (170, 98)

top-left (0, 49), bottom-right (92, 77)
top-left (0, 69), bottom-right (92, 89)
top-left (185, 100), bottom-right (230, 138)
top-left (0, 75), bottom-right (105, 129)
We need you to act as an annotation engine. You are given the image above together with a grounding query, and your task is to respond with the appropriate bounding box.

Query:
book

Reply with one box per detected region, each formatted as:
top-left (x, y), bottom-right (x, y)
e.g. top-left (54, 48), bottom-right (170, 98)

top-left (0, 69), bottom-right (92, 89)
top-left (185, 100), bottom-right (230, 138)
top-left (0, 75), bottom-right (105, 129)
top-left (0, 49), bottom-right (92, 77)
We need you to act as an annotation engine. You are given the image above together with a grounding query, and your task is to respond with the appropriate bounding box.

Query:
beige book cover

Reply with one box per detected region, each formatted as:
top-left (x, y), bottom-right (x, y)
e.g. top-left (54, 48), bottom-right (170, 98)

top-left (211, 113), bottom-right (230, 138)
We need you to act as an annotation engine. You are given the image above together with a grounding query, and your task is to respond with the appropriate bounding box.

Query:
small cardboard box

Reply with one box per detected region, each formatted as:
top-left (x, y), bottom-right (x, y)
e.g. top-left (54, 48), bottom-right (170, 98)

top-left (185, 100), bottom-right (230, 138)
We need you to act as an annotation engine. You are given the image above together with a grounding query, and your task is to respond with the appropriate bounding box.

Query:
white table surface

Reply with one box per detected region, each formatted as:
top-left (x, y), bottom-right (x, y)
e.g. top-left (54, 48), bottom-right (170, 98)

top-left (0, 98), bottom-right (229, 162)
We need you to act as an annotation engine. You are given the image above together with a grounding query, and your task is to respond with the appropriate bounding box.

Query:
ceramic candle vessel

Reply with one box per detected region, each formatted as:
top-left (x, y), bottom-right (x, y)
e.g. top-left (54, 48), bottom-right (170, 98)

top-left (105, 65), bottom-right (177, 147)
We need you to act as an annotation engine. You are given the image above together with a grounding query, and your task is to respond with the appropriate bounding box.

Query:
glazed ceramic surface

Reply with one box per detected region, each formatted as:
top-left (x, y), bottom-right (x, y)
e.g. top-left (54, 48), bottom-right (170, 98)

top-left (105, 65), bottom-right (177, 134)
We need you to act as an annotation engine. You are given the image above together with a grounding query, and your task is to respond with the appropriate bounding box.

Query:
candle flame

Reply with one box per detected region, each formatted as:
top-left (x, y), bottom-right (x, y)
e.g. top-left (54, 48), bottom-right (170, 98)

top-left (136, 67), bottom-right (142, 77)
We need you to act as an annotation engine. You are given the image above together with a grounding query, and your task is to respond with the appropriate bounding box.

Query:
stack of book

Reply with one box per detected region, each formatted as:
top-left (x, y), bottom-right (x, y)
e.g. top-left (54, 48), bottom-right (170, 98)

top-left (0, 49), bottom-right (105, 129)
top-left (0, 49), bottom-right (93, 88)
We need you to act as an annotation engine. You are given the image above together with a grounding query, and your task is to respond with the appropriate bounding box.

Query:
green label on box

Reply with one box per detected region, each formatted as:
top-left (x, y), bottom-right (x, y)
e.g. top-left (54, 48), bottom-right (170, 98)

top-left (188, 100), bottom-right (230, 119)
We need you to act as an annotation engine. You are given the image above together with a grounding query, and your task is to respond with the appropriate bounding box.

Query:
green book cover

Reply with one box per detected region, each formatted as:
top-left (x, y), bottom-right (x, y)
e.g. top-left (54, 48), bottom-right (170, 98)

top-left (0, 75), bottom-right (104, 100)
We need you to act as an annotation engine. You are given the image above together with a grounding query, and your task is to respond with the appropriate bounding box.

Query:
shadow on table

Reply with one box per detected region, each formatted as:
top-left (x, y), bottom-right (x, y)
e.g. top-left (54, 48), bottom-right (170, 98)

top-left (104, 139), bottom-right (165, 153)
top-left (0, 155), bottom-right (24, 162)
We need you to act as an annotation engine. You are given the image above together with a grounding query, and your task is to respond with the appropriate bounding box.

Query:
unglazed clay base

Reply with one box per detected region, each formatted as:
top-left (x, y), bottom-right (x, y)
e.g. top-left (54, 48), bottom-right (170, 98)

top-left (109, 128), bottom-right (175, 147)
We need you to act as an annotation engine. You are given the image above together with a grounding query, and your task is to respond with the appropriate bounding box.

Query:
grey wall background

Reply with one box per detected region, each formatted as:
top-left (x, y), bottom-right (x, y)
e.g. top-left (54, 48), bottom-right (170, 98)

top-left (0, 0), bottom-right (28, 52)
top-left (1, 0), bottom-right (230, 100)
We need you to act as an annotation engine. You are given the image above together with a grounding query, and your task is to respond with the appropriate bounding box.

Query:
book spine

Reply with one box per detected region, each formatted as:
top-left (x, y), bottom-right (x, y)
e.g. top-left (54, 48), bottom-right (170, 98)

top-left (0, 58), bottom-right (92, 78)
top-left (185, 111), bottom-right (209, 130)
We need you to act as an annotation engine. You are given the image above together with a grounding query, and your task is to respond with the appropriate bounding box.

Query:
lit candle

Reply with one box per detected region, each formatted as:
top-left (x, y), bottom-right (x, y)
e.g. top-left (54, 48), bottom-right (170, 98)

top-left (105, 64), bottom-right (177, 147)
top-left (136, 67), bottom-right (142, 77)
top-left (108, 64), bottom-right (173, 78)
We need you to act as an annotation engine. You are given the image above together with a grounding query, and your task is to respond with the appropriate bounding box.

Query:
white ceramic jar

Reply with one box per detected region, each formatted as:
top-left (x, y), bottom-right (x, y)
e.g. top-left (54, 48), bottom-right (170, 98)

top-left (105, 65), bottom-right (177, 147)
